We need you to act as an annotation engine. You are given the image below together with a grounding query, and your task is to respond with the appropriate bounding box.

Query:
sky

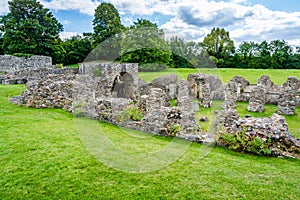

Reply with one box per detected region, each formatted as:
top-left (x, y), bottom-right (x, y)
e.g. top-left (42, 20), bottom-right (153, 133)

top-left (1, 0), bottom-right (300, 47)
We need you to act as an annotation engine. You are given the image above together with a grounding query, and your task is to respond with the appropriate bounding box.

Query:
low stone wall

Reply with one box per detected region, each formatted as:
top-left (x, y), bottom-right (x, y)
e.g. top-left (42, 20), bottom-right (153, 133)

top-left (217, 109), bottom-right (300, 158)
top-left (0, 55), bottom-right (79, 85)
top-left (10, 74), bottom-right (75, 111)
top-left (1, 68), bottom-right (78, 84)
top-left (0, 55), bottom-right (52, 73)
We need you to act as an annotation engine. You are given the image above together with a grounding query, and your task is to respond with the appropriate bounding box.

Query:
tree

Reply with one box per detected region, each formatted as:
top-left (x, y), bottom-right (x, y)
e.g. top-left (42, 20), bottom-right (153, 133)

top-left (269, 40), bottom-right (293, 69)
top-left (0, 31), bottom-right (3, 55)
top-left (120, 19), bottom-right (172, 71)
top-left (63, 34), bottom-right (92, 65)
top-left (52, 38), bottom-right (66, 64)
top-left (92, 2), bottom-right (125, 47)
top-left (168, 36), bottom-right (214, 68)
top-left (234, 41), bottom-right (259, 68)
top-left (201, 27), bottom-right (235, 67)
top-left (0, 0), bottom-right (63, 57)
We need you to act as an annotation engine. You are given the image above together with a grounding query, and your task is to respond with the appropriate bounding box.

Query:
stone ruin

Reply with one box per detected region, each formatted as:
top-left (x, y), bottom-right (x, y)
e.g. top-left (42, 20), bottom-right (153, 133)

top-left (247, 84), bottom-right (266, 112)
top-left (216, 109), bottom-right (300, 158)
top-left (278, 77), bottom-right (300, 115)
top-left (1, 56), bottom-right (300, 158)
top-left (0, 55), bottom-right (77, 84)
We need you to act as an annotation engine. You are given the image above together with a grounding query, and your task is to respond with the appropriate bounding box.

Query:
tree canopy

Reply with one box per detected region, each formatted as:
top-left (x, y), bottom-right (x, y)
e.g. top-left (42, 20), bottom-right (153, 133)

top-left (0, 1), bottom-right (299, 69)
top-left (92, 2), bottom-right (125, 48)
top-left (0, 0), bottom-right (63, 57)
top-left (201, 27), bottom-right (235, 67)
top-left (120, 19), bottom-right (172, 71)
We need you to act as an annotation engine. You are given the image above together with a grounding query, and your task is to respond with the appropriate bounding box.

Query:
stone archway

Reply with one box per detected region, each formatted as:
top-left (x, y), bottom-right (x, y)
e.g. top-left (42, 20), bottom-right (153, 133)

top-left (111, 72), bottom-right (135, 98)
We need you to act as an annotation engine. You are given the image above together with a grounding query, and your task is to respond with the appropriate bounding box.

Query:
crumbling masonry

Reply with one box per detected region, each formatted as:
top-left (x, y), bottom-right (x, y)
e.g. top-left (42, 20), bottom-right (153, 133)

top-left (1, 55), bottom-right (299, 158)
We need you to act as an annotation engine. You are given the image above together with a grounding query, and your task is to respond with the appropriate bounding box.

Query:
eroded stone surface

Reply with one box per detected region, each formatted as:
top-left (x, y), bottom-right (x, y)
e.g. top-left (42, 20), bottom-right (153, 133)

top-left (222, 80), bottom-right (238, 109)
top-left (247, 84), bottom-right (266, 112)
top-left (5, 59), bottom-right (299, 158)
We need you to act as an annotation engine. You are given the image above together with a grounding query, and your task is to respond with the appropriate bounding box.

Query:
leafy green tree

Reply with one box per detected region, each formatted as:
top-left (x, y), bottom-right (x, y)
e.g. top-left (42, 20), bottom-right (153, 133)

top-left (63, 34), bottom-right (92, 65)
top-left (168, 36), bottom-right (191, 68)
top-left (202, 27), bottom-right (235, 58)
top-left (0, 0), bottom-right (63, 57)
top-left (234, 41), bottom-right (259, 68)
top-left (201, 27), bottom-right (235, 67)
top-left (120, 19), bottom-right (172, 71)
top-left (0, 31), bottom-right (3, 55)
top-left (52, 38), bottom-right (66, 64)
top-left (269, 40), bottom-right (293, 69)
top-left (234, 40), bottom-right (298, 69)
top-left (168, 36), bottom-right (213, 68)
top-left (92, 2), bottom-right (125, 47)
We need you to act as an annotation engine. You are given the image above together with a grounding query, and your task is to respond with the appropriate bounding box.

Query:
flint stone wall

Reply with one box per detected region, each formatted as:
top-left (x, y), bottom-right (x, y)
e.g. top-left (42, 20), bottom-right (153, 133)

top-left (235, 114), bottom-right (300, 158)
top-left (0, 55), bottom-right (52, 73)
top-left (247, 84), bottom-right (266, 112)
top-left (79, 62), bottom-right (138, 99)
top-left (0, 68), bottom-right (78, 85)
top-left (132, 88), bottom-right (204, 141)
top-left (278, 77), bottom-right (300, 115)
top-left (217, 109), bottom-right (300, 158)
top-left (0, 55), bottom-right (79, 85)
top-left (10, 74), bottom-right (75, 111)
top-left (188, 73), bottom-right (224, 101)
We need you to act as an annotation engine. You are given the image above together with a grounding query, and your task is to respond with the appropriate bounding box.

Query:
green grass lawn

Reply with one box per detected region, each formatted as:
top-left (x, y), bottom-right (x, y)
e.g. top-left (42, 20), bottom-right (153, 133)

top-left (1, 84), bottom-right (300, 199)
top-left (139, 68), bottom-right (300, 84)
top-left (65, 63), bottom-right (80, 68)
top-left (66, 64), bottom-right (300, 84)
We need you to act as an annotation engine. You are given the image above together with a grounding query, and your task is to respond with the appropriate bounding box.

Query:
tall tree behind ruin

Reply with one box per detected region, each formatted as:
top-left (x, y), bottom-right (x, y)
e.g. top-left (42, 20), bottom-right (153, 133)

top-left (201, 27), bottom-right (235, 67)
top-left (92, 2), bottom-right (125, 48)
top-left (0, 0), bottom-right (63, 57)
top-left (120, 19), bottom-right (172, 71)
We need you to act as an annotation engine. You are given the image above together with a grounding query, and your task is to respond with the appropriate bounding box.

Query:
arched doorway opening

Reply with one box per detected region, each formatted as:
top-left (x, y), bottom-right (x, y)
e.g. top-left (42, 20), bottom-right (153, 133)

top-left (111, 72), bottom-right (135, 98)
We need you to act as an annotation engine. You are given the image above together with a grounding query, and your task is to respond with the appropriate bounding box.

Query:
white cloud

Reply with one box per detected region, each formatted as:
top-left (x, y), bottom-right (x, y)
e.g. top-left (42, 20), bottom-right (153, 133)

top-left (0, 1), bottom-right (9, 15)
top-left (230, 0), bottom-right (249, 4)
top-left (156, 0), bottom-right (300, 46)
top-left (40, 0), bottom-right (100, 16)
top-left (59, 31), bottom-right (81, 40)
top-left (1, 0), bottom-right (300, 47)
top-left (62, 20), bottom-right (71, 25)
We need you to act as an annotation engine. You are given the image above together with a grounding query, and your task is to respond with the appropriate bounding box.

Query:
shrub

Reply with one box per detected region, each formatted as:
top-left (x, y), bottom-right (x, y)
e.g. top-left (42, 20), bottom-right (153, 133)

top-left (55, 63), bottom-right (64, 68)
top-left (12, 53), bottom-right (34, 58)
top-left (219, 128), bottom-right (272, 155)
top-left (117, 107), bottom-right (144, 122)
top-left (169, 124), bottom-right (181, 136)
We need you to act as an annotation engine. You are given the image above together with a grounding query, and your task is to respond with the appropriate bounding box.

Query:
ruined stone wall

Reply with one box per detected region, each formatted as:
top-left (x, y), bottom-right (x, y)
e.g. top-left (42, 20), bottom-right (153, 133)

top-left (10, 74), bottom-right (75, 111)
top-left (216, 108), bottom-right (300, 158)
top-left (234, 114), bottom-right (299, 158)
top-left (0, 55), bottom-right (78, 85)
top-left (0, 68), bottom-right (78, 84)
top-left (0, 55), bottom-right (52, 73)
top-left (79, 62), bottom-right (138, 99)
top-left (247, 84), bottom-right (266, 112)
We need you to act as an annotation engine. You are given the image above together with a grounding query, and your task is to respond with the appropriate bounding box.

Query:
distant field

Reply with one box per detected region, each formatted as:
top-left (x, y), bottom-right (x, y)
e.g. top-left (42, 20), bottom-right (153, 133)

top-left (0, 84), bottom-right (299, 199)
top-left (66, 63), bottom-right (299, 84)
top-left (138, 68), bottom-right (300, 84)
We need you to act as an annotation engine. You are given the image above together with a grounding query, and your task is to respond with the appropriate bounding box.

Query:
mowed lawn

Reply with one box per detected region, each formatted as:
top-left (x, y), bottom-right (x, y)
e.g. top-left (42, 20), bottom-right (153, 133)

top-left (1, 81), bottom-right (300, 198)
top-left (138, 68), bottom-right (300, 84)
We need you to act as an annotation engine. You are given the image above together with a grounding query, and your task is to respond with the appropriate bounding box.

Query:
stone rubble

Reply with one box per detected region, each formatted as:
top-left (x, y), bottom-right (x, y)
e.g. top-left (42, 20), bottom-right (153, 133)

top-left (3, 57), bottom-right (299, 158)
top-left (235, 114), bottom-right (299, 158)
